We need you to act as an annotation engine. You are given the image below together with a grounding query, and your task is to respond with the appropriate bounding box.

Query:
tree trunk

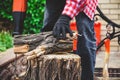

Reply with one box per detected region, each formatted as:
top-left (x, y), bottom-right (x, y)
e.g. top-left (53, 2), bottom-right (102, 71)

top-left (38, 53), bottom-right (81, 80)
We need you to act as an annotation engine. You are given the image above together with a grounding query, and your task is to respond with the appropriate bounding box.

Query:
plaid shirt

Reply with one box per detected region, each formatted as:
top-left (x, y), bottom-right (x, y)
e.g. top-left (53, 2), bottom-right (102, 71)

top-left (62, 0), bottom-right (98, 20)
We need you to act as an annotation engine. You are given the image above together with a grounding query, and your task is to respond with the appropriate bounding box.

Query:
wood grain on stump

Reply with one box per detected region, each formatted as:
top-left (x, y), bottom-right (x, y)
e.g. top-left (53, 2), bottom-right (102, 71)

top-left (38, 53), bottom-right (81, 80)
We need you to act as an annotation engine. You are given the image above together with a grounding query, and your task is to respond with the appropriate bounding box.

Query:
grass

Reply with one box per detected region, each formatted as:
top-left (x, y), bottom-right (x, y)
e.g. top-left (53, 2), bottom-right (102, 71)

top-left (0, 31), bottom-right (13, 52)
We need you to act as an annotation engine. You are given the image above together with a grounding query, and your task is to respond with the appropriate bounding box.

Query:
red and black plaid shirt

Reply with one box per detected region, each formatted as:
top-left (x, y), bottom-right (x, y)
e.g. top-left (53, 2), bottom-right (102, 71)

top-left (62, 0), bottom-right (98, 20)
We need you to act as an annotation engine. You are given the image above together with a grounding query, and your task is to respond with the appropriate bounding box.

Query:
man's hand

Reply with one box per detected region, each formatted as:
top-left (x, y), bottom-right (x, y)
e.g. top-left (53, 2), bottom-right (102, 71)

top-left (53, 15), bottom-right (73, 39)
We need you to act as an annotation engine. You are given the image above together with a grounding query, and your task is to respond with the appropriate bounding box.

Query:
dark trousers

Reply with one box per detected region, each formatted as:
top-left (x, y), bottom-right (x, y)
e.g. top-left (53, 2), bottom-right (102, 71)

top-left (76, 12), bottom-right (96, 80)
top-left (13, 12), bottom-right (26, 34)
top-left (42, 0), bottom-right (96, 80)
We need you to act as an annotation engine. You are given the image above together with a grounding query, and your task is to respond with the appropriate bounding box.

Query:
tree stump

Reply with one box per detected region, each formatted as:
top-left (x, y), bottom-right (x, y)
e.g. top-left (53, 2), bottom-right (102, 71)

top-left (38, 53), bottom-right (81, 80)
top-left (8, 31), bottom-right (82, 80)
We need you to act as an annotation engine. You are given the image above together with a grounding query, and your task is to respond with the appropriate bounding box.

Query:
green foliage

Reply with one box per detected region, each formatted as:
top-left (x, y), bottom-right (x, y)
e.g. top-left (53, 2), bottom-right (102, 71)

top-left (0, 31), bottom-right (13, 52)
top-left (24, 0), bottom-right (45, 34)
top-left (0, 0), bottom-right (13, 20)
top-left (0, 0), bottom-right (45, 34)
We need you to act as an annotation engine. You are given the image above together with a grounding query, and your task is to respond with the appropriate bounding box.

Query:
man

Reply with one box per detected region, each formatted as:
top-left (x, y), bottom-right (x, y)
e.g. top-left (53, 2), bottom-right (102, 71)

top-left (12, 0), bottom-right (27, 35)
top-left (41, 0), bottom-right (98, 80)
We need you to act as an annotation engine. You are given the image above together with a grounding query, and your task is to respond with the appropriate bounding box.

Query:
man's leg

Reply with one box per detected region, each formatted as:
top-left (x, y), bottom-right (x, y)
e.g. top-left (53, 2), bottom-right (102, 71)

top-left (20, 12), bottom-right (26, 34)
top-left (13, 12), bottom-right (26, 35)
top-left (41, 0), bottom-right (66, 32)
top-left (76, 12), bottom-right (96, 80)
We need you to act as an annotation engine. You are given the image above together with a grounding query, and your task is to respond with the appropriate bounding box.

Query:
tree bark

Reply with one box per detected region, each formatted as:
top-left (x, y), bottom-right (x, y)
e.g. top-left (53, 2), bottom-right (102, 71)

top-left (14, 31), bottom-right (73, 59)
top-left (38, 53), bottom-right (81, 80)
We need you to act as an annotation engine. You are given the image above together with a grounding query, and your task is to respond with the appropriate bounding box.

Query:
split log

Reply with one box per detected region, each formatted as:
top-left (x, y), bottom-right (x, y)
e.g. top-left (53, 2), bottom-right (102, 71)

top-left (14, 31), bottom-right (73, 59)
top-left (14, 32), bottom-right (56, 50)
top-left (14, 44), bottom-right (29, 53)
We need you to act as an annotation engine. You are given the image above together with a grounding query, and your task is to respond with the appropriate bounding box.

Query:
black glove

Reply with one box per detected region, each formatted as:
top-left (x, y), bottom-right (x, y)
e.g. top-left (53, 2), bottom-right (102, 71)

top-left (53, 15), bottom-right (73, 39)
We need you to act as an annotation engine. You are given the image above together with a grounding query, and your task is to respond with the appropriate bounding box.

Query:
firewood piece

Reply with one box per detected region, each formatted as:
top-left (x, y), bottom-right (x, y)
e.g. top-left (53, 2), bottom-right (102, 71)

top-left (14, 32), bottom-right (53, 50)
top-left (14, 31), bottom-right (74, 51)
top-left (14, 44), bottom-right (29, 53)
top-left (25, 40), bottom-right (73, 60)
top-left (39, 53), bottom-right (81, 80)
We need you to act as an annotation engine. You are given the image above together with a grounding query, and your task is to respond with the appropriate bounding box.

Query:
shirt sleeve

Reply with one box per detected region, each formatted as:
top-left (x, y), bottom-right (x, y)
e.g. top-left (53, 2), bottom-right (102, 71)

top-left (62, 0), bottom-right (87, 19)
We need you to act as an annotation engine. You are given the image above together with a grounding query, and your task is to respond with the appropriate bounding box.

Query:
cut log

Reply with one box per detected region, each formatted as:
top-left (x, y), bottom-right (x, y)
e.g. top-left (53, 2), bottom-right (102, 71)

top-left (14, 32), bottom-right (73, 59)
top-left (14, 44), bottom-right (29, 53)
top-left (14, 31), bottom-right (73, 51)
top-left (14, 32), bottom-right (54, 50)
top-left (38, 53), bottom-right (81, 80)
